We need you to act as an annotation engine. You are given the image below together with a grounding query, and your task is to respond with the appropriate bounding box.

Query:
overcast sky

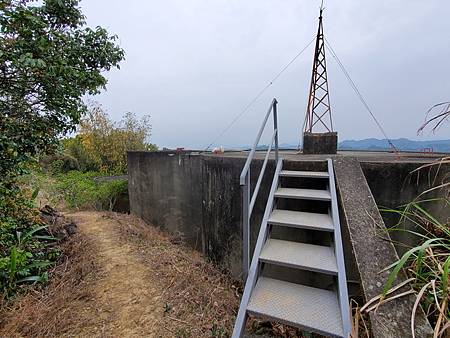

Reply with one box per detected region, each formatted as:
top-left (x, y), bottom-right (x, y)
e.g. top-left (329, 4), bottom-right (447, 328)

top-left (80, 0), bottom-right (450, 149)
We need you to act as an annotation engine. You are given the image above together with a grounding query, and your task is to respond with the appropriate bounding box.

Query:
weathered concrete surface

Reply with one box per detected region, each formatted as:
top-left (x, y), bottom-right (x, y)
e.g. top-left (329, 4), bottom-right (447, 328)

top-left (127, 150), bottom-right (443, 337)
top-left (334, 157), bottom-right (433, 338)
top-left (302, 132), bottom-right (338, 154)
top-left (361, 161), bottom-right (450, 255)
top-left (127, 151), bottom-right (203, 249)
top-left (218, 149), bottom-right (446, 163)
top-left (128, 151), bottom-right (338, 279)
top-left (127, 151), bottom-right (276, 278)
top-left (201, 156), bottom-right (246, 277)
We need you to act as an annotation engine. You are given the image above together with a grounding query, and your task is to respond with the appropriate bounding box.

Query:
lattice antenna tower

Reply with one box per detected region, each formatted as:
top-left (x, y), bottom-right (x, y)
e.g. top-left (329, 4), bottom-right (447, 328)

top-left (303, 5), bottom-right (333, 133)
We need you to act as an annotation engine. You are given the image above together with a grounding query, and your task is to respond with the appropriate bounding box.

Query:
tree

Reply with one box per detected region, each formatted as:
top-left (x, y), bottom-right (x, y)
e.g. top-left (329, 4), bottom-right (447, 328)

top-left (0, 0), bottom-right (125, 181)
top-left (64, 102), bottom-right (156, 173)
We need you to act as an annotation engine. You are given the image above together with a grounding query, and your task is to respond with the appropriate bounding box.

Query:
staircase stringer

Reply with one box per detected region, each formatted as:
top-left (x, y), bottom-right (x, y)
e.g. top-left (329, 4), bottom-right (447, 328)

top-left (327, 159), bottom-right (351, 337)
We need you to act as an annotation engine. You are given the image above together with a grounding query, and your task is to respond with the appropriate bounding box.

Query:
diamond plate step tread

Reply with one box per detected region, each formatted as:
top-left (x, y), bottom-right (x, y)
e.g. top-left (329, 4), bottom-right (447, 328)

top-left (279, 170), bottom-right (329, 178)
top-left (268, 209), bottom-right (334, 232)
top-left (247, 277), bottom-right (344, 337)
top-left (274, 187), bottom-right (331, 201)
top-left (259, 239), bottom-right (338, 275)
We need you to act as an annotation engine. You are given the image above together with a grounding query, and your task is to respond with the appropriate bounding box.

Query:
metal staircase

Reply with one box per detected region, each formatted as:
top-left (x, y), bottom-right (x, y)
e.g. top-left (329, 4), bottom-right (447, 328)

top-left (233, 99), bottom-right (351, 338)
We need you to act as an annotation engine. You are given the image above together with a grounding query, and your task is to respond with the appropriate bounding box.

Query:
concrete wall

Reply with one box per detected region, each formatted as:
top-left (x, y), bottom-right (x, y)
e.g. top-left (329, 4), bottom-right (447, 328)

top-left (201, 156), bottom-right (245, 276)
top-left (128, 151), bottom-right (449, 276)
top-left (361, 161), bottom-right (450, 254)
top-left (127, 151), bottom-right (446, 337)
top-left (128, 151), bottom-right (277, 277)
top-left (335, 158), bottom-right (432, 337)
top-left (128, 151), bottom-right (337, 278)
top-left (127, 151), bottom-right (203, 249)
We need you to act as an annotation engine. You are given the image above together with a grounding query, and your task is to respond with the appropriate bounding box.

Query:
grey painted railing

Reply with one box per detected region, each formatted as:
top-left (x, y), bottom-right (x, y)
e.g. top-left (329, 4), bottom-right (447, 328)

top-left (327, 159), bottom-right (351, 336)
top-left (233, 159), bottom-right (282, 337)
top-left (239, 98), bottom-right (279, 278)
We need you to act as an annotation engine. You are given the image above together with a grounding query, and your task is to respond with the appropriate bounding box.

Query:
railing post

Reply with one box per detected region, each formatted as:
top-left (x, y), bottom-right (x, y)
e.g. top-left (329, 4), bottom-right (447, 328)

top-left (242, 170), bottom-right (250, 279)
top-left (273, 99), bottom-right (279, 163)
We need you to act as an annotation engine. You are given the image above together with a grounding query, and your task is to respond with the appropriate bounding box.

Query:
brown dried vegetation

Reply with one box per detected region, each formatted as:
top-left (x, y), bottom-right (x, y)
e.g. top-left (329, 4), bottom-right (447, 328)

top-left (0, 210), bottom-right (319, 337)
top-left (0, 232), bottom-right (99, 337)
top-left (0, 212), bottom-right (241, 337)
top-left (110, 212), bottom-right (240, 337)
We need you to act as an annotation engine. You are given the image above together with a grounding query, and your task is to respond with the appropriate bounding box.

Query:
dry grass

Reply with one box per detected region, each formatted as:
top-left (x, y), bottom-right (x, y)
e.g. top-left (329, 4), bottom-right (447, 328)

top-left (0, 232), bottom-right (99, 337)
top-left (1, 210), bottom-right (330, 337)
top-left (108, 212), bottom-right (240, 337)
top-left (110, 213), bottom-right (326, 338)
top-left (0, 211), bottom-right (242, 337)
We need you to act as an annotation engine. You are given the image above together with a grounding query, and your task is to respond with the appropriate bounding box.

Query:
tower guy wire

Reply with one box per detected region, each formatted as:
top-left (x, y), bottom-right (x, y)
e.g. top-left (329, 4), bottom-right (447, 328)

top-left (203, 37), bottom-right (315, 152)
top-left (324, 38), bottom-right (398, 152)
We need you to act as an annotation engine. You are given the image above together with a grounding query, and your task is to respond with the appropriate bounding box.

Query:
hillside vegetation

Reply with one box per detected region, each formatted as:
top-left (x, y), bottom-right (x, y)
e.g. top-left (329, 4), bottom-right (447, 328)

top-left (0, 0), bottom-right (124, 297)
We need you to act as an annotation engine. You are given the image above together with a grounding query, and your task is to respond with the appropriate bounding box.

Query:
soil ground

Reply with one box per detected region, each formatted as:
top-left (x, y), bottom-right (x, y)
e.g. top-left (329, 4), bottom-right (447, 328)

top-left (0, 211), bottom-right (239, 337)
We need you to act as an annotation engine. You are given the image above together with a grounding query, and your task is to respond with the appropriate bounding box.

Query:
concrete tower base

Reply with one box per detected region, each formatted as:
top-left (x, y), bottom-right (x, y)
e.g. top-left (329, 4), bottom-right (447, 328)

top-left (302, 132), bottom-right (338, 154)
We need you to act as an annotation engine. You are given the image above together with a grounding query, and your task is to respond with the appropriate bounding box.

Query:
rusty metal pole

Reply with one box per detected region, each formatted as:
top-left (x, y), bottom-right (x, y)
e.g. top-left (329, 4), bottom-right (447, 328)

top-left (303, 8), bottom-right (333, 134)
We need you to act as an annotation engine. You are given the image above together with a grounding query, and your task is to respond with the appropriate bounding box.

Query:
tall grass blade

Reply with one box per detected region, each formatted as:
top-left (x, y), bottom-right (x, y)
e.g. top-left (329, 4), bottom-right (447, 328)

top-left (442, 256), bottom-right (450, 298)
top-left (382, 238), bottom-right (443, 297)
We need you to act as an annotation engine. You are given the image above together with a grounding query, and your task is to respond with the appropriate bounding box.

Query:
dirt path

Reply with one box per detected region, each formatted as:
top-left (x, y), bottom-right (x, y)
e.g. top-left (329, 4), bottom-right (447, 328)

top-left (68, 211), bottom-right (163, 337)
top-left (0, 211), bottom-right (239, 338)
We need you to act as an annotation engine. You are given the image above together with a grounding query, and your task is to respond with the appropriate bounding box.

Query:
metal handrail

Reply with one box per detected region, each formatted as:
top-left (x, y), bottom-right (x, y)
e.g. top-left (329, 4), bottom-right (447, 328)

top-left (232, 159), bottom-right (283, 337)
top-left (239, 98), bottom-right (279, 278)
top-left (327, 159), bottom-right (351, 336)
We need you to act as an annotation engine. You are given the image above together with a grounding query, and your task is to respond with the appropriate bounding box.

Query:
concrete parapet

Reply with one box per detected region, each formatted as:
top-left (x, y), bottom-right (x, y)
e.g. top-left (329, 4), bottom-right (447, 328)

top-left (334, 157), bottom-right (432, 338)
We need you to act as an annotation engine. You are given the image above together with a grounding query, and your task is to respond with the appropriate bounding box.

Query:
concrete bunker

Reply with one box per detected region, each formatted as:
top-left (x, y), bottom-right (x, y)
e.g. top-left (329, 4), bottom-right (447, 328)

top-left (127, 150), bottom-right (448, 337)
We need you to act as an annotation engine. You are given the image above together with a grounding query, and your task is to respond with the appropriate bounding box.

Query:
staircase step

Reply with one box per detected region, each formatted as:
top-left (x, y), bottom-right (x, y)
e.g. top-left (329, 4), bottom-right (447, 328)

top-left (280, 170), bottom-right (329, 178)
top-left (259, 239), bottom-right (338, 274)
top-left (275, 188), bottom-right (331, 201)
top-left (247, 277), bottom-right (344, 337)
top-left (268, 209), bottom-right (334, 232)
top-left (247, 277), bottom-right (343, 337)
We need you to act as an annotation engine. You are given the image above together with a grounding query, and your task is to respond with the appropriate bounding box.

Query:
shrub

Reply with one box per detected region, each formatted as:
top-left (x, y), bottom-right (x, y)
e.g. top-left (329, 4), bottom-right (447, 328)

top-left (0, 0), bottom-right (124, 297)
top-left (40, 154), bottom-right (80, 175)
top-left (61, 136), bottom-right (98, 172)
top-left (0, 184), bottom-right (57, 296)
top-left (52, 171), bottom-right (128, 210)
top-left (63, 103), bottom-right (157, 174)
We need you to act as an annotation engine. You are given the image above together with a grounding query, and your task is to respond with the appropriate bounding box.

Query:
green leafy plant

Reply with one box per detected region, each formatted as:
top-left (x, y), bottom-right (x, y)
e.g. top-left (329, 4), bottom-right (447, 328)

top-left (380, 198), bottom-right (449, 336)
top-left (0, 191), bottom-right (57, 296)
top-left (1, 246), bottom-right (52, 292)
top-left (51, 171), bottom-right (128, 210)
top-left (0, 0), bottom-right (124, 297)
top-left (0, 0), bottom-right (124, 182)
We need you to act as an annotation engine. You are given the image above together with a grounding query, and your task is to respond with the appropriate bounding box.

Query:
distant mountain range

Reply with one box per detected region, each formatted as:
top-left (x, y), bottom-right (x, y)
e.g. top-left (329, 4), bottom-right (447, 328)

top-left (246, 138), bottom-right (450, 153)
top-left (338, 138), bottom-right (450, 153)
